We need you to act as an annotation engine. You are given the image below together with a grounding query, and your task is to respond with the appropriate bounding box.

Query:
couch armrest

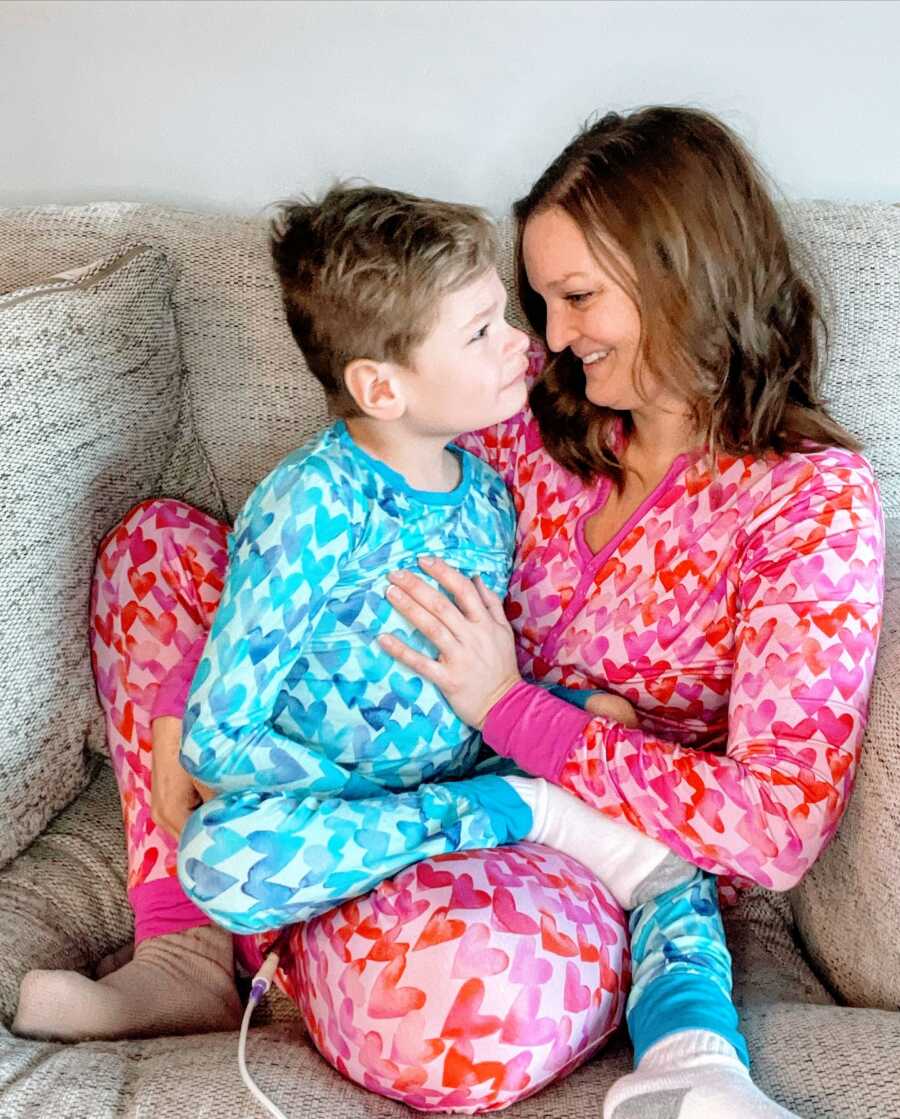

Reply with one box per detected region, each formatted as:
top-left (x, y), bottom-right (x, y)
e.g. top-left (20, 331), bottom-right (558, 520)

top-left (790, 523), bottom-right (900, 1008)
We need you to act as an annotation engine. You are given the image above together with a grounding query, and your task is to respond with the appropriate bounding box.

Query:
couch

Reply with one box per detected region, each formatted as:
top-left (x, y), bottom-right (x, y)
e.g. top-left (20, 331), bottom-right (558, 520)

top-left (0, 199), bottom-right (898, 1118)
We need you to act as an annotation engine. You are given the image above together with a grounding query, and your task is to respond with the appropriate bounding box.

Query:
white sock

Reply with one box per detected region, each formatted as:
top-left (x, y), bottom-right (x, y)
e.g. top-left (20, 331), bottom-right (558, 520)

top-left (603, 1030), bottom-right (800, 1118)
top-left (502, 775), bottom-right (694, 909)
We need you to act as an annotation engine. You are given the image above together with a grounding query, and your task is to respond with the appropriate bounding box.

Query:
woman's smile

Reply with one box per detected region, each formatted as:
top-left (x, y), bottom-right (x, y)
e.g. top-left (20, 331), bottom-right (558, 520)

top-left (580, 348), bottom-right (613, 373)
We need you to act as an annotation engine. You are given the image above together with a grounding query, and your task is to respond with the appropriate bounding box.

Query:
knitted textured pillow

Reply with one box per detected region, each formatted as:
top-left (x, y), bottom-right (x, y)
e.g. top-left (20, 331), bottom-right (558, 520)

top-left (0, 245), bottom-right (181, 869)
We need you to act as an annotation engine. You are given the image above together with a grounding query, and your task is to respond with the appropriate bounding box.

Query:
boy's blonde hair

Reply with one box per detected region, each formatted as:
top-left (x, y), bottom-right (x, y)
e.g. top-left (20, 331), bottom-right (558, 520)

top-left (270, 184), bottom-right (498, 417)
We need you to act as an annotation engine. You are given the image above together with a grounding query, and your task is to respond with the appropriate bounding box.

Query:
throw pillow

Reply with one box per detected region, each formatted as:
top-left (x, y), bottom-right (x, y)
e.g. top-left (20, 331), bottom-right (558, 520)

top-left (0, 245), bottom-right (181, 869)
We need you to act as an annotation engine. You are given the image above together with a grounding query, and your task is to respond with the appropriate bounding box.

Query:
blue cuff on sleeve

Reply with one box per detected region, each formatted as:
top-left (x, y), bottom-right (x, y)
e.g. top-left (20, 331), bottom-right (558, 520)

top-left (450, 775), bottom-right (533, 844)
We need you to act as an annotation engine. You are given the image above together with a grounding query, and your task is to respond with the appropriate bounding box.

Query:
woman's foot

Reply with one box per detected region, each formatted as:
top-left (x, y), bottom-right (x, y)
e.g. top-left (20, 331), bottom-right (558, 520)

top-left (603, 1030), bottom-right (801, 1118)
top-left (12, 924), bottom-right (242, 1041)
top-left (93, 940), bottom-right (134, 978)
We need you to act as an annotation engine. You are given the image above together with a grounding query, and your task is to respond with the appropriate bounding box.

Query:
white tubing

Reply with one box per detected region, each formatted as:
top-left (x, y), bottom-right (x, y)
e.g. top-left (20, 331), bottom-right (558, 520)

top-left (237, 952), bottom-right (289, 1119)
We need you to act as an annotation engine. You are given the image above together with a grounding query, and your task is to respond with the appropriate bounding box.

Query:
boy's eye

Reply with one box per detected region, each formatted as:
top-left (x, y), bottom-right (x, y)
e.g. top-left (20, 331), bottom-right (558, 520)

top-left (469, 324), bottom-right (489, 343)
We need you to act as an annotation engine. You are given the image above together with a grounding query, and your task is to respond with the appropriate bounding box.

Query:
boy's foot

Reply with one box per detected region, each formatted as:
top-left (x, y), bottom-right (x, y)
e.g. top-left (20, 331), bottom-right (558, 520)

top-left (12, 924), bottom-right (242, 1041)
top-left (603, 1030), bottom-right (801, 1118)
top-left (503, 775), bottom-right (696, 909)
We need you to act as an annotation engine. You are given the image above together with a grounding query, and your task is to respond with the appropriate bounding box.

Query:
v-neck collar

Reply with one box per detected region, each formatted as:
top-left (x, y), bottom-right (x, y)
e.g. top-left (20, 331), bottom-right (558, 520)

top-left (576, 448), bottom-right (701, 572)
top-left (539, 446), bottom-right (704, 664)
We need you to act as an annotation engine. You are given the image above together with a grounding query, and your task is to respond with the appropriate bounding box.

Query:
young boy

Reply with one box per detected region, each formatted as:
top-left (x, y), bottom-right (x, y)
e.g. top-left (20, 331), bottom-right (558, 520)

top-left (173, 185), bottom-right (691, 935)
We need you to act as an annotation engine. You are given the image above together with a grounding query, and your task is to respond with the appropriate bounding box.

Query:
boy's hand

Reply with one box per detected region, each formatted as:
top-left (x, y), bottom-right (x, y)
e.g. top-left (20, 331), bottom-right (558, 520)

top-left (150, 716), bottom-right (216, 840)
top-left (584, 692), bottom-right (640, 728)
top-left (379, 557), bottom-right (522, 729)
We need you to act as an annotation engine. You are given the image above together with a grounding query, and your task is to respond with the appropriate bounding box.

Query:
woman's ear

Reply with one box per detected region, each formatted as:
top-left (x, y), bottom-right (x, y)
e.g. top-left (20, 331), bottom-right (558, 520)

top-left (343, 358), bottom-right (407, 420)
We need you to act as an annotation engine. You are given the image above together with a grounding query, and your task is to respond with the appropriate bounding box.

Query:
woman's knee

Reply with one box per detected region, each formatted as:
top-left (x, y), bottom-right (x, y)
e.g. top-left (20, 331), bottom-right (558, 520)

top-left (95, 497), bottom-right (179, 575)
top-left (292, 844), bottom-right (630, 1111)
top-left (93, 497), bottom-right (229, 625)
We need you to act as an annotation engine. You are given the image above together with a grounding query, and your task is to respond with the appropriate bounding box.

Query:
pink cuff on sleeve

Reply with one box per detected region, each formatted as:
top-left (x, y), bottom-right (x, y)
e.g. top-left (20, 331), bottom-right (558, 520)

top-left (482, 680), bottom-right (594, 781)
top-left (150, 637), bottom-right (207, 721)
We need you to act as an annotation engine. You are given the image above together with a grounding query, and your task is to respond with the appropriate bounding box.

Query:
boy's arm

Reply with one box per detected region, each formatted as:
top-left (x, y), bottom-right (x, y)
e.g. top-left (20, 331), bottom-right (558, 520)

top-left (547, 683), bottom-right (638, 726)
top-left (179, 457), bottom-right (363, 796)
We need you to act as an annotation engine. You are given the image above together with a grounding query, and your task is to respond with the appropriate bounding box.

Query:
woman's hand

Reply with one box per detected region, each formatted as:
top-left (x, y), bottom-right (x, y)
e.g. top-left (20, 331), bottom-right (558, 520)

top-left (584, 691), bottom-right (640, 728)
top-left (379, 557), bottom-right (522, 729)
top-left (150, 716), bottom-right (216, 839)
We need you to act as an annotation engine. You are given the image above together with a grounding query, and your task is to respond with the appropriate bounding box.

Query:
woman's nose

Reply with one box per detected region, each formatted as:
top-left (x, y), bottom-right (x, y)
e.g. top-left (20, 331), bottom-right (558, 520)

top-left (544, 305), bottom-right (577, 353)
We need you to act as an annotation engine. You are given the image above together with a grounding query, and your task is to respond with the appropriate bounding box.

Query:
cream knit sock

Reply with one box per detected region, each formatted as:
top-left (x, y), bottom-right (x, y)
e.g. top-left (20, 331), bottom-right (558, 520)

top-left (603, 1030), bottom-right (801, 1118)
top-left (12, 923), bottom-right (242, 1041)
top-left (502, 775), bottom-right (695, 909)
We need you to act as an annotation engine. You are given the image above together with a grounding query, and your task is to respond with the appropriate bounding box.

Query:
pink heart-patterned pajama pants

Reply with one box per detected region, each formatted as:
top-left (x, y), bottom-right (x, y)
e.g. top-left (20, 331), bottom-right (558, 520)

top-left (89, 497), bottom-right (630, 1113)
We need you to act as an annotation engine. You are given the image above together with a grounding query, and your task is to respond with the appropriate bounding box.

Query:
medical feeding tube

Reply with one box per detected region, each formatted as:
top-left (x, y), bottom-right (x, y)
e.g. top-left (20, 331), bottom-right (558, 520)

top-left (238, 949), bottom-right (289, 1119)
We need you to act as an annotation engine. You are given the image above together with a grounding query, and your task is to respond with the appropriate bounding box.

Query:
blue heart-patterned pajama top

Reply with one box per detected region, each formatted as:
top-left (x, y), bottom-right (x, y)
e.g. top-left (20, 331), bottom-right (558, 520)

top-left (176, 420), bottom-right (532, 934)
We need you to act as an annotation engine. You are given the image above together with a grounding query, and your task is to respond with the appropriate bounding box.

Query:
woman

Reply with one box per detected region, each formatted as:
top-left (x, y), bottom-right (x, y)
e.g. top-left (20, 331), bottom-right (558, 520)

top-left (378, 105), bottom-right (883, 1116)
top-left (16, 107), bottom-right (882, 1118)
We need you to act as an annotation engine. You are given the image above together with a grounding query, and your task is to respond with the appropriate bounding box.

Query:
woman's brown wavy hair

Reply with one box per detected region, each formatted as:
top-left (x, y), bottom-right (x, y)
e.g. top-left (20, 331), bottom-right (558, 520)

top-left (513, 106), bottom-right (859, 486)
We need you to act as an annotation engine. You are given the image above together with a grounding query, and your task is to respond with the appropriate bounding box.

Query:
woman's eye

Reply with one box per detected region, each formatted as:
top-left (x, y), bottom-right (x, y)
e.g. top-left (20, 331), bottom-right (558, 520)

top-left (566, 292), bottom-right (592, 306)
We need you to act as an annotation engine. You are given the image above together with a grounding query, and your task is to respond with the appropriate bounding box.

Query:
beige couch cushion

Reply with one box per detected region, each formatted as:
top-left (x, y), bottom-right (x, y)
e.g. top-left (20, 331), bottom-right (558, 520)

top-left (6, 762), bottom-right (898, 1119)
top-left (790, 518), bottom-right (900, 1010)
top-left (0, 204), bottom-right (229, 522)
top-left (1, 202), bottom-right (898, 520)
top-left (0, 246), bottom-right (182, 868)
top-left (789, 203), bottom-right (900, 508)
top-left (0, 757), bottom-right (131, 1023)
top-left (3, 1000), bottom-right (896, 1119)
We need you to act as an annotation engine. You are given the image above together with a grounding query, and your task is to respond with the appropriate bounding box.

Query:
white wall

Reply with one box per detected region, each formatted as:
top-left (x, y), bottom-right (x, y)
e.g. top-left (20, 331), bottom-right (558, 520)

top-left (2, 0), bottom-right (898, 216)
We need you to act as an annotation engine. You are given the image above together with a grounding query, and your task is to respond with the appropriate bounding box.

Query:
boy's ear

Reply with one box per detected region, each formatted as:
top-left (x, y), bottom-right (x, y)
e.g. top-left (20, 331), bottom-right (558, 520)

top-left (343, 358), bottom-right (408, 420)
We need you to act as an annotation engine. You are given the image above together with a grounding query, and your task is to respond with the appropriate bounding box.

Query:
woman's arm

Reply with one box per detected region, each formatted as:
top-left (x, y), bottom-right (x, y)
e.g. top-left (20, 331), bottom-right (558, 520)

top-left (151, 635), bottom-right (207, 722)
top-left (150, 638), bottom-right (211, 836)
top-left (150, 714), bottom-right (215, 838)
top-left (381, 457), bottom-right (884, 891)
top-left (483, 463), bottom-right (885, 891)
